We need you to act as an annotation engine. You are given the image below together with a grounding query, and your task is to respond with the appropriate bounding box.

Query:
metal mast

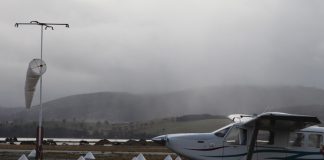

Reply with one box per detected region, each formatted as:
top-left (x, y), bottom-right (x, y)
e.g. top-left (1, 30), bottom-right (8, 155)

top-left (15, 21), bottom-right (69, 160)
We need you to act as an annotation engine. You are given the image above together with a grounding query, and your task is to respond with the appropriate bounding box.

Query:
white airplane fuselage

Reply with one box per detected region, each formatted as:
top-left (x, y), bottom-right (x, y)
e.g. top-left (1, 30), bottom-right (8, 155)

top-left (153, 113), bottom-right (324, 160)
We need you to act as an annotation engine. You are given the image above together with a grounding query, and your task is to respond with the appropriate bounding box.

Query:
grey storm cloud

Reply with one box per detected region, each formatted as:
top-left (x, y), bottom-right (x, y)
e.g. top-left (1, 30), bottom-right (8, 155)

top-left (0, 0), bottom-right (324, 107)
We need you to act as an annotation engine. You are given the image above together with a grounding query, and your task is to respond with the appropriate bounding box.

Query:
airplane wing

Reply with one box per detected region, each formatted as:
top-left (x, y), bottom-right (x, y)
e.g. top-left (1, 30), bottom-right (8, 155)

top-left (243, 112), bottom-right (321, 131)
top-left (228, 114), bottom-right (253, 123)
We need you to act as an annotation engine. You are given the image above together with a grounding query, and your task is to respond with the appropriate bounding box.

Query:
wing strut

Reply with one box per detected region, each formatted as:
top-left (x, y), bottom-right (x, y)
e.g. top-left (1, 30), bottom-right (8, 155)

top-left (246, 121), bottom-right (259, 160)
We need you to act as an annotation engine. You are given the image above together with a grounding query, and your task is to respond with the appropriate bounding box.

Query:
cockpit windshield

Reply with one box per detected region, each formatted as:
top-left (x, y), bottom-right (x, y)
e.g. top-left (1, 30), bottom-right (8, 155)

top-left (213, 124), bottom-right (233, 137)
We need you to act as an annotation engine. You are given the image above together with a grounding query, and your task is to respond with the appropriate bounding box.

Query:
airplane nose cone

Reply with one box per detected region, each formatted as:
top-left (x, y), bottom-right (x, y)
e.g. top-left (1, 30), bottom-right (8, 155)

top-left (152, 135), bottom-right (167, 145)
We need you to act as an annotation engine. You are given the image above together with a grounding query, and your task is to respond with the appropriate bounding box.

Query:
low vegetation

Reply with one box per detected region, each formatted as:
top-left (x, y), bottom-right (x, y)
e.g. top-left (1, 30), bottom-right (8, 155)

top-left (0, 114), bottom-right (231, 139)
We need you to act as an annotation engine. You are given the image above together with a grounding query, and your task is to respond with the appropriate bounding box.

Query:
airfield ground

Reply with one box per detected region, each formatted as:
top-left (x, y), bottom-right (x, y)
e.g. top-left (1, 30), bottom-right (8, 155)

top-left (0, 144), bottom-right (183, 160)
top-left (0, 116), bottom-right (230, 159)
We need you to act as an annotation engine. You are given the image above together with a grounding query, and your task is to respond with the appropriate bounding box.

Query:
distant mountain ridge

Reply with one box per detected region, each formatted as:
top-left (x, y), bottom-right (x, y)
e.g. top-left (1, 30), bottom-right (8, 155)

top-left (2, 85), bottom-right (324, 122)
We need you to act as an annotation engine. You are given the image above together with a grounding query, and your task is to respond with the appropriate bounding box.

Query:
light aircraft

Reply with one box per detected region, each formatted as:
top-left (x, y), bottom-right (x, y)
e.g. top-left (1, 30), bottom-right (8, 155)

top-left (152, 112), bottom-right (324, 160)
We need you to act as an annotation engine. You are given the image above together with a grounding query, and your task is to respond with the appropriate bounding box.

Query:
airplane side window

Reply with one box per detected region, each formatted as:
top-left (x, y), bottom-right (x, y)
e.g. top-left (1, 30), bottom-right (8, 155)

top-left (289, 133), bottom-right (304, 147)
top-left (257, 130), bottom-right (274, 145)
top-left (225, 127), bottom-right (240, 145)
top-left (308, 134), bottom-right (323, 148)
top-left (268, 131), bottom-right (275, 145)
top-left (224, 128), bottom-right (246, 145)
top-left (239, 129), bottom-right (247, 145)
top-left (215, 127), bottom-right (230, 137)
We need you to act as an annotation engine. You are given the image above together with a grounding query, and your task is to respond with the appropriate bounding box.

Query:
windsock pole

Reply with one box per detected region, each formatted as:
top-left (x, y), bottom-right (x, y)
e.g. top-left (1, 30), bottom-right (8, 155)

top-left (36, 24), bottom-right (44, 160)
top-left (15, 21), bottom-right (69, 160)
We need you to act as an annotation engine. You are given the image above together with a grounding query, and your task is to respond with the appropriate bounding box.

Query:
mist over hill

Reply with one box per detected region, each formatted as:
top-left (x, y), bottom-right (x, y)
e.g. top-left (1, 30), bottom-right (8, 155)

top-left (2, 85), bottom-right (324, 122)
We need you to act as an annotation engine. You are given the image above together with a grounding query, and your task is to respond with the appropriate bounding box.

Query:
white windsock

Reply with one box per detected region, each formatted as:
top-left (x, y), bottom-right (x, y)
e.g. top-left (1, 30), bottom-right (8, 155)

top-left (175, 156), bottom-right (182, 160)
top-left (25, 59), bottom-right (47, 109)
top-left (27, 149), bottom-right (36, 158)
top-left (77, 156), bottom-right (85, 160)
top-left (137, 153), bottom-right (146, 160)
top-left (84, 152), bottom-right (95, 159)
top-left (18, 154), bottom-right (28, 160)
top-left (164, 155), bottom-right (173, 160)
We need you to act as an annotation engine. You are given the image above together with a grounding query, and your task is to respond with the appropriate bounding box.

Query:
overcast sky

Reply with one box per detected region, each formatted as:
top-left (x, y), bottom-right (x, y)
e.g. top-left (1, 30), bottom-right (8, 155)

top-left (0, 0), bottom-right (324, 107)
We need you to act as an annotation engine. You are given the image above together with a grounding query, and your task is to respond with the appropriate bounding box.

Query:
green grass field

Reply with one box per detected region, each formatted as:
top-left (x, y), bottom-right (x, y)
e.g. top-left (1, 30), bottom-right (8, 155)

top-left (134, 118), bottom-right (232, 136)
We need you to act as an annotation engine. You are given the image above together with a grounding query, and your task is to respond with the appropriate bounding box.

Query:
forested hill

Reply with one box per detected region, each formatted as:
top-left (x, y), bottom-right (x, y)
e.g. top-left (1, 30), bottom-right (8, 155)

top-left (2, 85), bottom-right (324, 122)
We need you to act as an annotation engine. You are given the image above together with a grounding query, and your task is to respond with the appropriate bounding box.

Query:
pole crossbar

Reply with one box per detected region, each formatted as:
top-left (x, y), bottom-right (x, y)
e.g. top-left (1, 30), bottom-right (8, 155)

top-left (15, 21), bottom-right (69, 28)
